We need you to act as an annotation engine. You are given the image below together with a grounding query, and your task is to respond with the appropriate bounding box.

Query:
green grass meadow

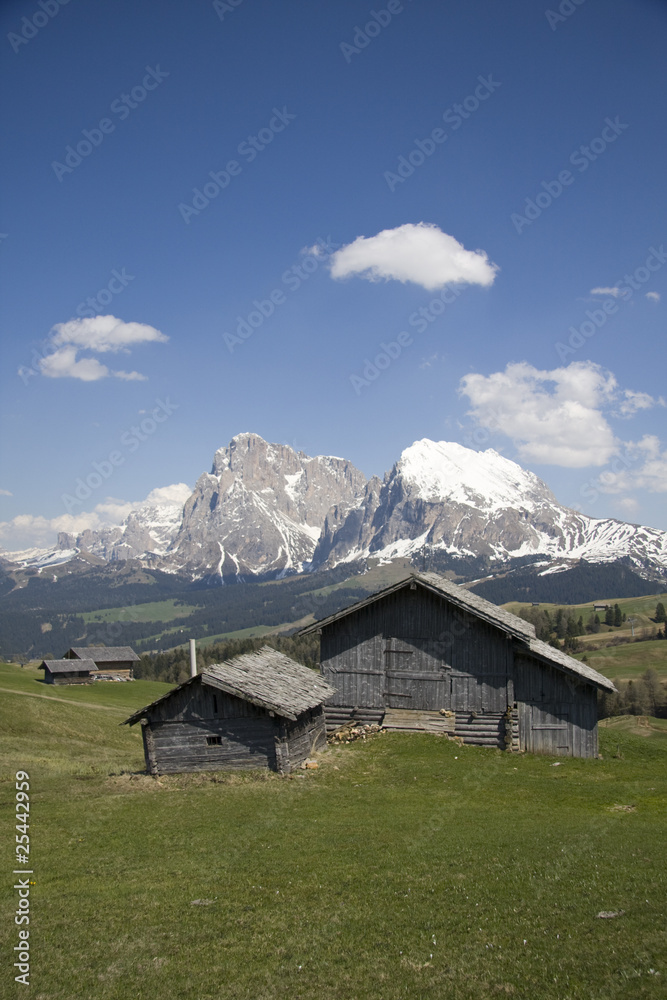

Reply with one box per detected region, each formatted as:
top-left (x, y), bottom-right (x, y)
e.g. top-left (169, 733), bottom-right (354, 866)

top-left (576, 642), bottom-right (667, 681)
top-left (1, 664), bottom-right (665, 999)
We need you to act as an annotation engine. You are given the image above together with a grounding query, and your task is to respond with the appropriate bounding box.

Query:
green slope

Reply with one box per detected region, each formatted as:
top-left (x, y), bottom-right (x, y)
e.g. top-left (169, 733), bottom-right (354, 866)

top-left (0, 663), bottom-right (665, 999)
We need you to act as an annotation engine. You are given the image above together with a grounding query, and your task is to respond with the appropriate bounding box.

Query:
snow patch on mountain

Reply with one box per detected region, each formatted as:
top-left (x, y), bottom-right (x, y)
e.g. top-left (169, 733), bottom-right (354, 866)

top-left (399, 439), bottom-right (551, 510)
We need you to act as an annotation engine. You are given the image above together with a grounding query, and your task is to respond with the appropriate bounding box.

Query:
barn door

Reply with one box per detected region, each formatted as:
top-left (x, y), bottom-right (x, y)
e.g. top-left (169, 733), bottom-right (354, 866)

top-left (383, 637), bottom-right (450, 710)
top-left (524, 706), bottom-right (571, 756)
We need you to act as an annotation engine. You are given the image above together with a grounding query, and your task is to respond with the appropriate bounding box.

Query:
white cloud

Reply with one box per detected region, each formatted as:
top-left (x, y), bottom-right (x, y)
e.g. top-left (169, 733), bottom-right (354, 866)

top-left (596, 436), bottom-right (667, 495)
top-left (617, 389), bottom-right (664, 418)
top-left (0, 511), bottom-right (108, 549)
top-left (0, 483), bottom-right (191, 552)
top-left (39, 347), bottom-right (112, 382)
top-left (329, 222), bottom-right (498, 291)
top-left (35, 315), bottom-right (167, 382)
top-left (458, 361), bottom-right (657, 468)
top-left (144, 484), bottom-right (192, 505)
top-left (113, 369), bottom-right (148, 381)
top-left (50, 315), bottom-right (168, 353)
top-left (646, 291), bottom-right (661, 302)
top-left (616, 497), bottom-right (639, 514)
top-left (590, 286), bottom-right (622, 297)
top-left (0, 489), bottom-right (13, 497)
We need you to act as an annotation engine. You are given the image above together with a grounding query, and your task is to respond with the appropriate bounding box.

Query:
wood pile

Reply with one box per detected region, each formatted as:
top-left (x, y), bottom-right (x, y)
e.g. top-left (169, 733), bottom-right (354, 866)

top-left (328, 722), bottom-right (384, 744)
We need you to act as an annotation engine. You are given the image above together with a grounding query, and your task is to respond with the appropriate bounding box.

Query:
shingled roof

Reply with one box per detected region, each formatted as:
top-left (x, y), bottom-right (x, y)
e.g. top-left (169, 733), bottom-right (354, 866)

top-left (68, 646), bottom-right (139, 663)
top-left (39, 659), bottom-right (97, 674)
top-left (298, 571), bottom-right (537, 641)
top-left (298, 571), bottom-right (614, 693)
top-left (124, 646), bottom-right (335, 726)
top-left (524, 637), bottom-right (616, 693)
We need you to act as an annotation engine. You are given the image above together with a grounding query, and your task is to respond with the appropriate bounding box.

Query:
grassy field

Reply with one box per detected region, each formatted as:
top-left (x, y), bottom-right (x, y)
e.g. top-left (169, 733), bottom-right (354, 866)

top-left (502, 594), bottom-right (667, 682)
top-left (1, 663), bottom-right (665, 999)
top-left (81, 599), bottom-right (200, 624)
top-left (503, 593), bottom-right (667, 623)
top-left (575, 642), bottom-right (667, 681)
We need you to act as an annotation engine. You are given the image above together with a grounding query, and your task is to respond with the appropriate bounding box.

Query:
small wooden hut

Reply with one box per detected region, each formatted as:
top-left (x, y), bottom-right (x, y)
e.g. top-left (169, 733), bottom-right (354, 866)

top-left (124, 646), bottom-right (334, 775)
top-left (299, 572), bottom-right (615, 758)
top-left (39, 658), bottom-right (98, 685)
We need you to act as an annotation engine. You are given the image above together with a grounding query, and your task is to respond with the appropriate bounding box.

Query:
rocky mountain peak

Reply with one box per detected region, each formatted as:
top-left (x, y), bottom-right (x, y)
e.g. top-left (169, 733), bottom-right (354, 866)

top-left (5, 434), bottom-right (666, 585)
top-left (165, 433), bottom-right (367, 579)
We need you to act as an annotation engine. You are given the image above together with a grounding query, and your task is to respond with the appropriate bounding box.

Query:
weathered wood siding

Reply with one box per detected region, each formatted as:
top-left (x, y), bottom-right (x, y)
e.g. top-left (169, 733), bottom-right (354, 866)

top-left (319, 582), bottom-right (600, 758)
top-left (142, 717), bottom-right (276, 774)
top-left (49, 672), bottom-right (91, 685)
top-left (514, 653), bottom-right (598, 758)
top-left (141, 683), bottom-right (277, 774)
top-left (140, 681), bottom-right (327, 775)
top-left (282, 707), bottom-right (327, 769)
top-left (321, 585), bottom-right (513, 714)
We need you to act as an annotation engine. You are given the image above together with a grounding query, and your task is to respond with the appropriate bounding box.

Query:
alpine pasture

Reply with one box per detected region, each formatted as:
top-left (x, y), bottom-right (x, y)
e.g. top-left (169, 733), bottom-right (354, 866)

top-left (1, 662), bottom-right (665, 999)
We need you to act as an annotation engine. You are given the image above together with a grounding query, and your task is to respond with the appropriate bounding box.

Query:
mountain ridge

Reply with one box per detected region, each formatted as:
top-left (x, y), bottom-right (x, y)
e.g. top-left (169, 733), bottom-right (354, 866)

top-left (2, 432), bottom-right (666, 585)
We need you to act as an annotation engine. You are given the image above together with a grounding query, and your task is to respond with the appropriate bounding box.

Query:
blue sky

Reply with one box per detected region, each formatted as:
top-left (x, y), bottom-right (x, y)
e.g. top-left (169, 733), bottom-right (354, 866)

top-left (1, 0), bottom-right (666, 550)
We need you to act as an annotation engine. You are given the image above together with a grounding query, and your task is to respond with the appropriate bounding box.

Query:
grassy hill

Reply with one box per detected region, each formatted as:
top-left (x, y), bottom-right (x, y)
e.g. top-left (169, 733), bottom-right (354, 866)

top-left (1, 664), bottom-right (665, 999)
top-left (503, 594), bottom-right (667, 682)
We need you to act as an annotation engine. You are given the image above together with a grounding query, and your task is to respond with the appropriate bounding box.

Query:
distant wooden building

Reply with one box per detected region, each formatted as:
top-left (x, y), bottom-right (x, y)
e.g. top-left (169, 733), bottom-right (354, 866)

top-left (65, 647), bottom-right (139, 679)
top-left (299, 572), bottom-right (615, 758)
top-left (39, 646), bottom-right (139, 684)
top-left (39, 658), bottom-right (98, 685)
top-left (124, 646), bottom-right (334, 775)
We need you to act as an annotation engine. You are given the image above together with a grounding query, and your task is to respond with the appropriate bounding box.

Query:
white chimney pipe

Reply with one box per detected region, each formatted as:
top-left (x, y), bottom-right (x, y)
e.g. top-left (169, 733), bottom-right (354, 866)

top-left (189, 638), bottom-right (197, 678)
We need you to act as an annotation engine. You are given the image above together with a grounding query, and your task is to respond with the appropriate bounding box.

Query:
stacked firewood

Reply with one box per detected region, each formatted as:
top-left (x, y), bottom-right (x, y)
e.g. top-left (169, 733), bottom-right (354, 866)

top-left (328, 722), bottom-right (384, 744)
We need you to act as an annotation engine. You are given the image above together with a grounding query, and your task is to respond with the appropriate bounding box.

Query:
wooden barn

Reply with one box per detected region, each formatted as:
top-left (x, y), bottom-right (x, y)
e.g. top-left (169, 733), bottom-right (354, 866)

top-left (39, 646), bottom-right (139, 684)
top-left (65, 646), bottom-right (139, 679)
top-left (299, 572), bottom-right (615, 758)
top-left (124, 646), bottom-right (334, 775)
top-left (39, 658), bottom-right (98, 685)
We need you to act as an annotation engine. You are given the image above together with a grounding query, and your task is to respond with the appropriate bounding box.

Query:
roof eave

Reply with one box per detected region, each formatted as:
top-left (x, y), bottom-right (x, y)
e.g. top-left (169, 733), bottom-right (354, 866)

top-left (518, 640), bottom-right (616, 693)
top-left (299, 573), bottom-right (533, 641)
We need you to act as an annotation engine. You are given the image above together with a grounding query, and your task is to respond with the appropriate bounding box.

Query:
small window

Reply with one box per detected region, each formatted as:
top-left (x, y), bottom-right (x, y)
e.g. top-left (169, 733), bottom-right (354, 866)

top-left (212, 695), bottom-right (218, 714)
top-left (206, 736), bottom-right (222, 746)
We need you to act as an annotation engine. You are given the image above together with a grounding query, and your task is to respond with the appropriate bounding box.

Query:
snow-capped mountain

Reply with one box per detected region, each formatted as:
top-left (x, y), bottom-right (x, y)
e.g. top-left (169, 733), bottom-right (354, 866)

top-left (313, 439), bottom-right (667, 574)
top-left (3, 434), bottom-right (666, 582)
top-left (3, 486), bottom-right (191, 571)
top-left (57, 485), bottom-right (192, 563)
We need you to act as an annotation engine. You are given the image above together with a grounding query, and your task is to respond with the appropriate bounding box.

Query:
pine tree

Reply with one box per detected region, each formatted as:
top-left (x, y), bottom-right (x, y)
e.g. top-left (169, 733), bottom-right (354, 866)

top-left (655, 601), bottom-right (666, 622)
top-left (613, 603), bottom-right (622, 627)
top-left (604, 607), bottom-right (614, 626)
top-left (554, 608), bottom-right (566, 638)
